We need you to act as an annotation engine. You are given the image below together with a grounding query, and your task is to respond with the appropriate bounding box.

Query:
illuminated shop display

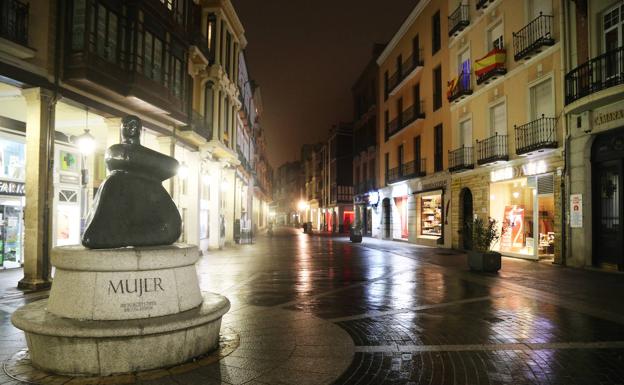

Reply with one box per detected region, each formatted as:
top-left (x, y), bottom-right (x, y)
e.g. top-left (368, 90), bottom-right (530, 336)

top-left (0, 137), bottom-right (25, 268)
top-left (490, 175), bottom-right (555, 259)
top-left (420, 194), bottom-right (442, 237)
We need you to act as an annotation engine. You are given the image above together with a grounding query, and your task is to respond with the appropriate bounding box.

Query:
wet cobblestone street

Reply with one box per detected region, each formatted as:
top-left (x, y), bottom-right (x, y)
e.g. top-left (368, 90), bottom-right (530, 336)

top-left (2, 227), bottom-right (624, 384)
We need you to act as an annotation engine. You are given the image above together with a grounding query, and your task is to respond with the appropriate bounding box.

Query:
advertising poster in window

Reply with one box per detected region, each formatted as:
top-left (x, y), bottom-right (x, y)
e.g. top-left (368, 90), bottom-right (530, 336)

top-left (500, 205), bottom-right (525, 252)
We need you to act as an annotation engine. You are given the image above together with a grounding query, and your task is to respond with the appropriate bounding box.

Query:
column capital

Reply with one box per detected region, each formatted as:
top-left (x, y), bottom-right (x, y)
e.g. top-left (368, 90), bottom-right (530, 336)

top-left (21, 87), bottom-right (54, 104)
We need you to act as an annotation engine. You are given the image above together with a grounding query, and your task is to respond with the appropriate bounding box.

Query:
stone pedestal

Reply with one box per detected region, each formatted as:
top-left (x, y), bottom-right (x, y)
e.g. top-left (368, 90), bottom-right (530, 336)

top-left (11, 244), bottom-right (230, 376)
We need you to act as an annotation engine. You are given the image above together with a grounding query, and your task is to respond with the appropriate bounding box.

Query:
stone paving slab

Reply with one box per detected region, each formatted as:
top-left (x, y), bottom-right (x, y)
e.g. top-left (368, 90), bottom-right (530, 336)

top-left (3, 228), bottom-right (624, 384)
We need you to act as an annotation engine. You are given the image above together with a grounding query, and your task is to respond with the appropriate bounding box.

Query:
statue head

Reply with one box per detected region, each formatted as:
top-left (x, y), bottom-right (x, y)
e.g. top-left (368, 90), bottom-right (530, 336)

top-left (121, 115), bottom-right (141, 144)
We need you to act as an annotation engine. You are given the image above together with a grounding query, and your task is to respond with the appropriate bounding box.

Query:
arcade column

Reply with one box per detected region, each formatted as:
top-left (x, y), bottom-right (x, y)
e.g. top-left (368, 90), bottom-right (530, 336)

top-left (19, 88), bottom-right (55, 290)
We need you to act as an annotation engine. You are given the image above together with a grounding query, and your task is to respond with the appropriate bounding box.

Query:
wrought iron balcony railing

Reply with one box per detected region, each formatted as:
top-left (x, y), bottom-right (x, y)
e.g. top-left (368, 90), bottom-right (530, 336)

top-left (0, 0), bottom-right (29, 46)
top-left (386, 159), bottom-right (426, 185)
top-left (355, 179), bottom-right (376, 194)
top-left (190, 33), bottom-right (211, 64)
top-left (565, 46), bottom-right (624, 105)
top-left (476, 133), bottom-right (509, 165)
top-left (513, 13), bottom-right (555, 61)
top-left (385, 101), bottom-right (425, 140)
top-left (448, 4), bottom-right (469, 37)
top-left (515, 115), bottom-right (558, 155)
top-left (181, 110), bottom-right (213, 141)
top-left (448, 146), bottom-right (474, 172)
top-left (476, 0), bottom-right (493, 10)
top-left (387, 49), bottom-right (424, 93)
top-left (447, 72), bottom-right (473, 103)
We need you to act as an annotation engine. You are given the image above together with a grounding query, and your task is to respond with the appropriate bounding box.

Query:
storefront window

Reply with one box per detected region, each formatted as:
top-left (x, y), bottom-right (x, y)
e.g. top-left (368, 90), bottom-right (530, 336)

top-left (489, 177), bottom-right (536, 256)
top-left (393, 196), bottom-right (408, 239)
top-left (420, 194), bottom-right (442, 236)
top-left (537, 195), bottom-right (555, 257)
top-left (0, 138), bottom-right (25, 180)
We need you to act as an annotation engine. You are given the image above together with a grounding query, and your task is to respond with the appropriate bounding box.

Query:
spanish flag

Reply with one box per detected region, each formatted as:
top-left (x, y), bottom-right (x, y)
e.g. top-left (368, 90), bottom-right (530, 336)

top-left (446, 77), bottom-right (458, 99)
top-left (474, 48), bottom-right (506, 78)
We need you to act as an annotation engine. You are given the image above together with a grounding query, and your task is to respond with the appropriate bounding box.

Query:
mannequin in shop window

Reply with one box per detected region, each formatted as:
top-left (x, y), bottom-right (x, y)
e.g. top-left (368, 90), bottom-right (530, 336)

top-left (81, 115), bottom-right (182, 249)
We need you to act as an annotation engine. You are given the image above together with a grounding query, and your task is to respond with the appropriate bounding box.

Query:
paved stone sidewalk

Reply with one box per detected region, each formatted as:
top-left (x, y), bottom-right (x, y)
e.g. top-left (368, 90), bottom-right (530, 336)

top-left (1, 228), bottom-right (624, 384)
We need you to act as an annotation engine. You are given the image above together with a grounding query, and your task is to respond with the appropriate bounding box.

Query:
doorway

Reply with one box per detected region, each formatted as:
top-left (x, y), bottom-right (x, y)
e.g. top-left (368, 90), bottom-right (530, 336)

top-left (0, 199), bottom-right (24, 268)
top-left (461, 188), bottom-right (473, 250)
top-left (382, 198), bottom-right (391, 239)
top-left (592, 129), bottom-right (624, 269)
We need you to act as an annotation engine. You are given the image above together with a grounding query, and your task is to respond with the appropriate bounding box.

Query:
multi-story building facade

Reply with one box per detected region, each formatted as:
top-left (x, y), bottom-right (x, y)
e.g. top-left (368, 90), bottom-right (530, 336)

top-left (563, 0), bottom-right (624, 270)
top-left (446, 0), bottom-right (564, 263)
top-left (352, 45), bottom-right (383, 237)
top-left (190, 0), bottom-right (246, 250)
top-left (0, 0), bottom-right (267, 287)
top-left (302, 143), bottom-right (324, 231)
top-left (273, 161), bottom-right (302, 225)
top-left (252, 87), bottom-right (272, 233)
top-left (235, 52), bottom-right (256, 241)
top-left (324, 123), bottom-right (354, 233)
top-left (376, 0), bottom-right (452, 247)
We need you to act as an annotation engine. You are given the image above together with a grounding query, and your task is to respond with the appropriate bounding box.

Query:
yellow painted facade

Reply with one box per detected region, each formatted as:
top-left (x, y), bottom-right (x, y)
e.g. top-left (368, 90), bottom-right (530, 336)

top-left (447, 0), bottom-right (564, 262)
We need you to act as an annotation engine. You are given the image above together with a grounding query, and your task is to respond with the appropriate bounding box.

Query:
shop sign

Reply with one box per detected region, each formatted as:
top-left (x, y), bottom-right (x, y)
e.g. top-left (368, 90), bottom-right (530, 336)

top-left (0, 180), bottom-right (25, 196)
top-left (422, 180), bottom-right (447, 191)
top-left (490, 167), bottom-right (517, 182)
top-left (522, 160), bottom-right (548, 176)
top-left (593, 100), bottom-right (624, 132)
top-left (369, 191), bottom-right (380, 206)
top-left (60, 174), bottom-right (80, 185)
top-left (570, 194), bottom-right (583, 228)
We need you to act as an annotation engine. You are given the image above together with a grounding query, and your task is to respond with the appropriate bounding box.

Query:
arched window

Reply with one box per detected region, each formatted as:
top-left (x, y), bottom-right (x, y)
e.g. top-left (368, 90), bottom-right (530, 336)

top-left (203, 81), bottom-right (214, 125)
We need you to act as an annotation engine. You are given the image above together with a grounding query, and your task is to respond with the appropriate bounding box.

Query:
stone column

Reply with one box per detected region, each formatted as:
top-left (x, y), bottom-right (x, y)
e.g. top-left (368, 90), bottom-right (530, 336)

top-left (19, 88), bottom-right (55, 291)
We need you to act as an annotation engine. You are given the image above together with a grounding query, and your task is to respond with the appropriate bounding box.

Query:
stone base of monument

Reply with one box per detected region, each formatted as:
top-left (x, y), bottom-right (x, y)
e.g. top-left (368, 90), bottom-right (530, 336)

top-left (11, 244), bottom-right (230, 376)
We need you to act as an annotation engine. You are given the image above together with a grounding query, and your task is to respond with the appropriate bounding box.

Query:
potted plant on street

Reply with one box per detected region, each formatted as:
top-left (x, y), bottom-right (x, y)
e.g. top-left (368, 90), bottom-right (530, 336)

top-left (467, 216), bottom-right (502, 272)
top-left (349, 224), bottom-right (363, 243)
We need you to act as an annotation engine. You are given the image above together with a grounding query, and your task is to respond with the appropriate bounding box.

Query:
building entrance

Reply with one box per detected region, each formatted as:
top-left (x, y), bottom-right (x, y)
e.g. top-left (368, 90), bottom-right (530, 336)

top-left (592, 128), bottom-right (624, 269)
top-left (0, 199), bottom-right (24, 268)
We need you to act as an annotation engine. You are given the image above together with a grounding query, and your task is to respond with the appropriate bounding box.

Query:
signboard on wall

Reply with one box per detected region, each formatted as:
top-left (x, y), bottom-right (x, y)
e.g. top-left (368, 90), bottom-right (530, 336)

top-left (570, 194), bottom-right (583, 228)
top-left (0, 180), bottom-right (25, 196)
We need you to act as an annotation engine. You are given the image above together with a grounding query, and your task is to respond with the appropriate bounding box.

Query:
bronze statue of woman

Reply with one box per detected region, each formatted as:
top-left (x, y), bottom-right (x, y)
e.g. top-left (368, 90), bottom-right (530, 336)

top-left (81, 115), bottom-right (182, 249)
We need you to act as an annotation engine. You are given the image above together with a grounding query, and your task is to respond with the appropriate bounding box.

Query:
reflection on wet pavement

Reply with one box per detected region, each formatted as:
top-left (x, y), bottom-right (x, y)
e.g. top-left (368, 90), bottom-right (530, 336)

top-left (2, 227), bottom-right (624, 384)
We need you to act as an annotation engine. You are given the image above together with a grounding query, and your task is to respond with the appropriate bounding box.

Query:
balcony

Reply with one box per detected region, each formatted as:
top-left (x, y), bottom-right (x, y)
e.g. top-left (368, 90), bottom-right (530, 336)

top-left (356, 179), bottom-right (376, 194)
top-left (515, 115), bottom-right (558, 156)
top-left (0, 0), bottom-right (28, 47)
top-left (447, 72), bottom-right (472, 103)
top-left (476, 134), bottom-right (509, 165)
top-left (387, 49), bottom-right (424, 95)
top-left (476, 0), bottom-right (494, 10)
top-left (385, 101), bottom-right (425, 141)
top-left (448, 4), bottom-right (469, 37)
top-left (190, 33), bottom-right (210, 65)
top-left (448, 146), bottom-right (474, 172)
top-left (565, 46), bottom-right (624, 105)
top-left (180, 110), bottom-right (213, 143)
top-left (475, 48), bottom-right (507, 85)
top-left (386, 159), bottom-right (426, 185)
top-left (65, 4), bottom-right (190, 122)
top-left (513, 13), bottom-right (555, 61)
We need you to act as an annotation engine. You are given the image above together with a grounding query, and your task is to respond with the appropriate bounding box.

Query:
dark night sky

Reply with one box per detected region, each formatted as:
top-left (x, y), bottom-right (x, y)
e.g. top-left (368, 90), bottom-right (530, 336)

top-left (231, 0), bottom-right (419, 168)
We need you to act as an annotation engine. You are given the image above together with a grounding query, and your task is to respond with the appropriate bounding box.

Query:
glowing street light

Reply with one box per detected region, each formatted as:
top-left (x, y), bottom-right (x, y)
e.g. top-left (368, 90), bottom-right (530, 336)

top-left (297, 200), bottom-right (309, 211)
top-left (75, 129), bottom-right (96, 156)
